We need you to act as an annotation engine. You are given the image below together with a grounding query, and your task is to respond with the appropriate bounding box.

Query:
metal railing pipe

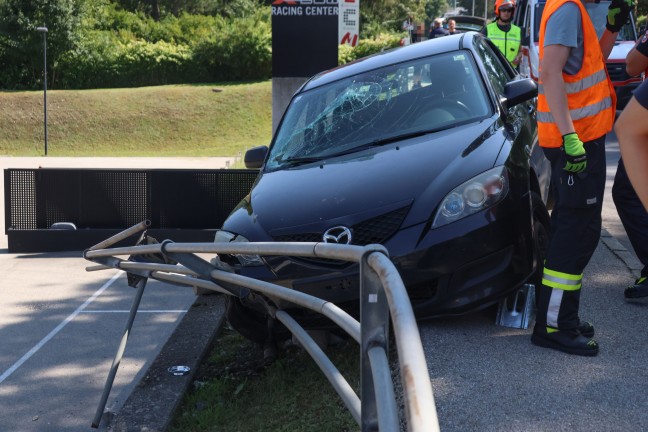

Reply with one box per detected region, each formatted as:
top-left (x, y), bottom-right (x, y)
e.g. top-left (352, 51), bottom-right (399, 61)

top-left (119, 261), bottom-right (198, 276)
top-left (151, 271), bottom-right (231, 296)
top-left (275, 310), bottom-right (361, 425)
top-left (85, 241), bottom-right (388, 264)
top-left (85, 244), bottom-right (162, 259)
top-left (367, 252), bottom-right (438, 432)
top-left (87, 220), bottom-right (150, 251)
top-left (210, 269), bottom-right (361, 343)
top-left (367, 346), bottom-right (399, 432)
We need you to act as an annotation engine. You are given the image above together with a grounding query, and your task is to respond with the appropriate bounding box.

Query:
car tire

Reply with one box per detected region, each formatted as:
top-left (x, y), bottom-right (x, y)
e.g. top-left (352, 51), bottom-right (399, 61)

top-left (530, 191), bottom-right (551, 289)
top-left (225, 296), bottom-right (271, 345)
top-left (225, 296), bottom-right (291, 346)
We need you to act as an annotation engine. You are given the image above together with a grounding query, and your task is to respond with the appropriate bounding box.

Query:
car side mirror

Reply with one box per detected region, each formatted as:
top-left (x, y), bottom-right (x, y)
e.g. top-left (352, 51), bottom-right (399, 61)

top-left (244, 145), bottom-right (268, 169)
top-left (501, 78), bottom-right (537, 110)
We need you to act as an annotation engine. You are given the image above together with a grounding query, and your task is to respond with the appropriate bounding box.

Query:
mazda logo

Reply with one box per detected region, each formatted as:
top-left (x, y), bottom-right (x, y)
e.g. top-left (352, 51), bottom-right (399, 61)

top-left (323, 226), bottom-right (352, 245)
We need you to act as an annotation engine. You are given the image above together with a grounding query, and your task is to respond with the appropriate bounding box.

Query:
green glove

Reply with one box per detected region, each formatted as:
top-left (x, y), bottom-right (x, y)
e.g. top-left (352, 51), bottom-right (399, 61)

top-left (607, 0), bottom-right (634, 33)
top-left (563, 133), bottom-right (587, 173)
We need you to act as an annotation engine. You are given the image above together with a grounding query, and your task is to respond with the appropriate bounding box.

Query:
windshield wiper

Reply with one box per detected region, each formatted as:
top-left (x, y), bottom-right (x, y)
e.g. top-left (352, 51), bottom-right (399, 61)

top-left (276, 128), bottom-right (446, 167)
top-left (323, 128), bottom-right (447, 158)
top-left (275, 155), bottom-right (325, 168)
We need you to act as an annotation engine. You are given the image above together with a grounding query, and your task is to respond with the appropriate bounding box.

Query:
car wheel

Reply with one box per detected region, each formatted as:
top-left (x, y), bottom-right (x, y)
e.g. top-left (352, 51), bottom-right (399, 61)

top-left (225, 296), bottom-right (291, 346)
top-left (530, 191), bottom-right (550, 288)
top-left (225, 296), bottom-right (272, 345)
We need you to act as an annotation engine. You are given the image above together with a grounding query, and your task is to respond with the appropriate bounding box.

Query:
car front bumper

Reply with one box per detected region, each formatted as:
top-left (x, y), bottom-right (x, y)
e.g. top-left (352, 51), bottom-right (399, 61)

top-left (235, 193), bottom-right (535, 320)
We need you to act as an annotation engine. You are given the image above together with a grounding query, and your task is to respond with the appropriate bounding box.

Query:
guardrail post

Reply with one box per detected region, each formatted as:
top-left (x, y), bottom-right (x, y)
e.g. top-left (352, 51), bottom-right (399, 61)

top-left (360, 251), bottom-right (398, 432)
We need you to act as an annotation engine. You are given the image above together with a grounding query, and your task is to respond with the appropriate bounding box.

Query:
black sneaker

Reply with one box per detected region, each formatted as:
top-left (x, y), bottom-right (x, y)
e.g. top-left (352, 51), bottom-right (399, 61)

top-left (624, 277), bottom-right (648, 298)
top-left (531, 327), bottom-right (599, 356)
top-left (577, 320), bottom-right (594, 338)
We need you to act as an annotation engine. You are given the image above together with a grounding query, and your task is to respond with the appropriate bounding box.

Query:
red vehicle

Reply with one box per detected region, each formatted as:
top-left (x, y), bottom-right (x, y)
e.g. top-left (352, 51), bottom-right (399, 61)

top-left (513, 0), bottom-right (641, 110)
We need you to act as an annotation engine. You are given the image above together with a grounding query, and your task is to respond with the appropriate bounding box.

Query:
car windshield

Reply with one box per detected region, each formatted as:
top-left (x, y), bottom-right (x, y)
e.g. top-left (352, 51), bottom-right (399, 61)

top-left (533, 1), bottom-right (636, 42)
top-left (267, 51), bottom-right (491, 170)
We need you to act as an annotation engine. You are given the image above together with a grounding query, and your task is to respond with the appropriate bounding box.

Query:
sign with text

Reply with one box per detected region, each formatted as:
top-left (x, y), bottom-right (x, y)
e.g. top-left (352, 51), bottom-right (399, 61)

top-left (271, 0), bottom-right (339, 77)
top-left (339, 0), bottom-right (359, 47)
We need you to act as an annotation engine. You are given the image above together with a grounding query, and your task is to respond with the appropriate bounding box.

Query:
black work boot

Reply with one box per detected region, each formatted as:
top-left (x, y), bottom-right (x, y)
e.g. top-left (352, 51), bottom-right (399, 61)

top-left (531, 326), bottom-right (599, 356)
top-left (577, 320), bottom-right (594, 338)
top-left (624, 276), bottom-right (648, 298)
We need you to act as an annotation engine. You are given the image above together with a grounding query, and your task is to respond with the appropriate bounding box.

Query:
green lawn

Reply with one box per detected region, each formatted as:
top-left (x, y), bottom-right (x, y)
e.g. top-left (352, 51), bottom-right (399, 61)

top-left (0, 81), bottom-right (272, 157)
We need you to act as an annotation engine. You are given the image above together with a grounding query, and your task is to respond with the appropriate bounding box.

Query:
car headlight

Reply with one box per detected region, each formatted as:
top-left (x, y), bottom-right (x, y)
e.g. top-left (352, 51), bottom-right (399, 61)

top-left (214, 230), bottom-right (264, 266)
top-left (432, 166), bottom-right (509, 229)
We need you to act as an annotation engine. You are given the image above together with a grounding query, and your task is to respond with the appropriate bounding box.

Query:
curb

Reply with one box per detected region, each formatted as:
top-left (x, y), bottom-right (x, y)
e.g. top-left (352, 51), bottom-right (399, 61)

top-left (107, 293), bottom-right (226, 432)
top-left (600, 227), bottom-right (643, 279)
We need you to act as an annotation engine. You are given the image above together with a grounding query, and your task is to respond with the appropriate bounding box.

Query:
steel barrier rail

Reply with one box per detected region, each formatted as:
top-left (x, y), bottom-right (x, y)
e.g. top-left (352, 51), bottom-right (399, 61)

top-left (84, 222), bottom-right (440, 432)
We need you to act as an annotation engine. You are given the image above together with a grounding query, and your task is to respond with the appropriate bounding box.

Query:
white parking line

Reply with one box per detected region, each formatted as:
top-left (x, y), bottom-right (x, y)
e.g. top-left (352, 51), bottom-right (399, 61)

top-left (0, 271), bottom-right (122, 385)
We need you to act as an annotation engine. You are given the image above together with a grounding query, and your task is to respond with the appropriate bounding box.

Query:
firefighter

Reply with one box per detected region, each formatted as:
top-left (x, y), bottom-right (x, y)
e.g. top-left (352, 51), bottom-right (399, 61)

top-left (531, 0), bottom-right (634, 356)
top-left (482, 0), bottom-right (522, 66)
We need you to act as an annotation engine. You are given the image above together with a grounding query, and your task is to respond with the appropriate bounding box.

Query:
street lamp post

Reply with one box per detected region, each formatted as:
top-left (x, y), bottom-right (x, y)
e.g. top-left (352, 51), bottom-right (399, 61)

top-left (36, 26), bottom-right (48, 156)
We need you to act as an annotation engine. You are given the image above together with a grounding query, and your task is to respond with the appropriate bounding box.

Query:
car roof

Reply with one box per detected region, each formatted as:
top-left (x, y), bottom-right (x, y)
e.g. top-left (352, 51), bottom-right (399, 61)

top-left (301, 32), bottom-right (478, 92)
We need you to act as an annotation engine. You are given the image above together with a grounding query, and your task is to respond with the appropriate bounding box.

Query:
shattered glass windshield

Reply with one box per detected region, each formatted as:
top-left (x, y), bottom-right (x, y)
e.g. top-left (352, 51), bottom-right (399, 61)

top-left (267, 51), bottom-right (491, 170)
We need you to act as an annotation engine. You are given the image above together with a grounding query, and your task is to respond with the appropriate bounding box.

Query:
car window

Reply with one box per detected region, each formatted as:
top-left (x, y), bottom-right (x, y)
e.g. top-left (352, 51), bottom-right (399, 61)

top-left (268, 51), bottom-right (491, 170)
top-left (473, 38), bottom-right (514, 96)
top-left (533, 1), bottom-right (636, 42)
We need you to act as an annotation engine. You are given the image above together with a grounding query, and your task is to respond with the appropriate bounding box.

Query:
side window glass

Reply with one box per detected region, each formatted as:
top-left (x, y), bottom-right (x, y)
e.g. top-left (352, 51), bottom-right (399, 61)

top-left (474, 38), bottom-right (513, 96)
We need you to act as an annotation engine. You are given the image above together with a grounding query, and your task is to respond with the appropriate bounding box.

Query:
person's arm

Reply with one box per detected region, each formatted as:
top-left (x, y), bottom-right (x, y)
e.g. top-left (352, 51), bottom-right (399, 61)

top-left (601, 0), bottom-right (635, 59)
top-left (626, 32), bottom-right (648, 76)
top-left (540, 44), bottom-right (574, 135)
top-left (599, 29), bottom-right (618, 60)
top-left (616, 96), bottom-right (648, 211)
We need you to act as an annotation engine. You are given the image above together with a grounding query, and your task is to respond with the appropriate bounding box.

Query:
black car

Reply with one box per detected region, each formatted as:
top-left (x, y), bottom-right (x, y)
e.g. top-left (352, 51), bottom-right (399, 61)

top-left (217, 32), bottom-right (551, 342)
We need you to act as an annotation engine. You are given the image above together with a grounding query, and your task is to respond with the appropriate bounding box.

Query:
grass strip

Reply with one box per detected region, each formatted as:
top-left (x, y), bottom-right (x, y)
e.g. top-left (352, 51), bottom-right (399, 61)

top-left (169, 325), bottom-right (360, 432)
top-left (0, 81), bottom-right (272, 157)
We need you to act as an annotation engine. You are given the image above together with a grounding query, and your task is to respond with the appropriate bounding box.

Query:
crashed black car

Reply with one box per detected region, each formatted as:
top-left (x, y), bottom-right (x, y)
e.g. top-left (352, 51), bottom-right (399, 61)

top-left (217, 32), bottom-right (552, 342)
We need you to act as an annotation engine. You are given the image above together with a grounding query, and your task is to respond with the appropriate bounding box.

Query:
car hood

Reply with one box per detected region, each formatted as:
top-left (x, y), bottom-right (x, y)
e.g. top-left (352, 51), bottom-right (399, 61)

top-left (224, 118), bottom-right (506, 239)
top-left (609, 41), bottom-right (635, 61)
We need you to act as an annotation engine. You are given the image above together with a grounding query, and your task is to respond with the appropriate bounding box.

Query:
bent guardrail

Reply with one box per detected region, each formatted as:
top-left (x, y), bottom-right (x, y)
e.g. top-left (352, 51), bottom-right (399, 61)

top-left (83, 221), bottom-right (439, 432)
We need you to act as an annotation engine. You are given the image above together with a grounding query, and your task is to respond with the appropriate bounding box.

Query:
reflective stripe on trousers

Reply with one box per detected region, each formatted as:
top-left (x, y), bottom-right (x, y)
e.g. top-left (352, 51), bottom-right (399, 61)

top-left (543, 267), bottom-right (582, 328)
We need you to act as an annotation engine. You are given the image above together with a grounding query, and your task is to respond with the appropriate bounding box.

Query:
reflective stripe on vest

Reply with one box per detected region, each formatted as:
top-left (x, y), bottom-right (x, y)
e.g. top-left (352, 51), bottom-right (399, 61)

top-left (536, 0), bottom-right (615, 148)
top-left (542, 267), bottom-right (582, 291)
top-left (537, 96), bottom-right (613, 123)
top-left (486, 22), bottom-right (521, 64)
top-left (537, 69), bottom-right (609, 95)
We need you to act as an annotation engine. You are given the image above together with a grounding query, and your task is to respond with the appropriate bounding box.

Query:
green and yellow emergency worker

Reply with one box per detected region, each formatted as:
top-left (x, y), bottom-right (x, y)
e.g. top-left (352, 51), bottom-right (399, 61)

top-left (482, 0), bottom-right (522, 66)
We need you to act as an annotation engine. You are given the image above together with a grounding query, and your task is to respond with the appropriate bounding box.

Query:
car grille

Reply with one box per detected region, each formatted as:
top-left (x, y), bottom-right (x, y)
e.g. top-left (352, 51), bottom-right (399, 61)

top-left (272, 205), bottom-right (411, 268)
top-left (273, 205), bottom-right (411, 246)
top-left (606, 62), bottom-right (631, 82)
top-left (407, 279), bottom-right (439, 301)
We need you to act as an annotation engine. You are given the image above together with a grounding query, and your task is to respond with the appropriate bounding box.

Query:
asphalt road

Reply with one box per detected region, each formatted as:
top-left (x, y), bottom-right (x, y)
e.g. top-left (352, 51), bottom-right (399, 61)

top-left (0, 157), bottom-right (233, 431)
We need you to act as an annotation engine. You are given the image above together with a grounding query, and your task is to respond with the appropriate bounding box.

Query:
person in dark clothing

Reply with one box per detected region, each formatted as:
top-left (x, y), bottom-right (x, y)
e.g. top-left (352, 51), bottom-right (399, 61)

top-left (429, 18), bottom-right (449, 39)
top-left (614, 30), bottom-right (648, 298)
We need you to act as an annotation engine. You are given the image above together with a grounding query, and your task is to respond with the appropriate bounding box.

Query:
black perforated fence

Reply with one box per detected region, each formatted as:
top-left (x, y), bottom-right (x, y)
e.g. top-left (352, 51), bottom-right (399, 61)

top-left (4, 168), bottom-right (258, 252)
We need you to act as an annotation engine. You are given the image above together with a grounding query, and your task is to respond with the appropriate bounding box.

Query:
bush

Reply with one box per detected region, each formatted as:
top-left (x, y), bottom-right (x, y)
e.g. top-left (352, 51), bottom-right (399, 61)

top-left (338, 33), bottom-right (403, 65)
top-left (56, 10), bottom-right (271, 88)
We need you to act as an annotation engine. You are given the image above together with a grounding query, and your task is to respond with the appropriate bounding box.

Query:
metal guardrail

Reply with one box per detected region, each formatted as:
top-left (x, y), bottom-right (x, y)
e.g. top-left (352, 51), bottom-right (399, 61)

top-left (83, 221), bottom-right (440, 431)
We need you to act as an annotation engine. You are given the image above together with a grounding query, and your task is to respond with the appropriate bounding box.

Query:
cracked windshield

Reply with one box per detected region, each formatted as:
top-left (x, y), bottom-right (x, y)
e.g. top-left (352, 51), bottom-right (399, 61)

top-left (267, 51), bottom-right (491, 170)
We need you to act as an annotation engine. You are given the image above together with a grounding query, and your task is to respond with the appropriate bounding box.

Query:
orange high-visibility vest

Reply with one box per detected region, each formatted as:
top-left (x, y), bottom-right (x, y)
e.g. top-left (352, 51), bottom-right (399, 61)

top-left (537, 0), bottom-right (616, 148)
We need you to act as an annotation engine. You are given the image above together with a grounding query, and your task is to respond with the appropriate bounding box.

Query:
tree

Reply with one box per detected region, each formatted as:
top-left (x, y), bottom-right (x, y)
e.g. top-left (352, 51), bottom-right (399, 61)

top-left (0, 0), bottom-right (83, 88)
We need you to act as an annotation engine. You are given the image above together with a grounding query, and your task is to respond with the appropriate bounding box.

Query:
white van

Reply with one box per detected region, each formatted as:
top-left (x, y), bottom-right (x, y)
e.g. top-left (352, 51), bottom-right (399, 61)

top-left (513, 0), bottom-right (641, 110)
